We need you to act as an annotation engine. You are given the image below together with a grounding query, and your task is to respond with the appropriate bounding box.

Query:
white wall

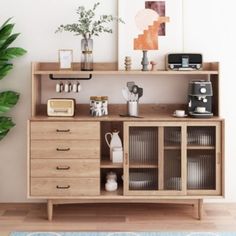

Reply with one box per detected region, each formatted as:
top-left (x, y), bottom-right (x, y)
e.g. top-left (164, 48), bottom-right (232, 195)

top-left (0, 0), bottom-right (235, 202)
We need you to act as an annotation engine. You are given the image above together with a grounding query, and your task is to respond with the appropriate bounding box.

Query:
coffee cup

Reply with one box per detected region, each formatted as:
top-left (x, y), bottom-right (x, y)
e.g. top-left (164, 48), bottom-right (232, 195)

top-left (195, 107), bottom-right (206, 113)
top-left (174, 110), bottom-right (186, 117)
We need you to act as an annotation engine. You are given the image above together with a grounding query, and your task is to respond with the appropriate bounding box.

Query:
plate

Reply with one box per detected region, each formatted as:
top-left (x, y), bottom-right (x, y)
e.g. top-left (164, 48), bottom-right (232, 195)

top-left (129, 172), bottom-right (154, 190)
top-left (194, 111), bottom-right (211, 114)
top-left (173, 114), bottom-right (188, 118)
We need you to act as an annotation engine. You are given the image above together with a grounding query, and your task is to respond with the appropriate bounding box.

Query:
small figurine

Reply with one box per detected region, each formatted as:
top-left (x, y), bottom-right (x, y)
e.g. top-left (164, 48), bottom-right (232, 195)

top-left (150, 61), bottom-right (157, 71)
top-left (125, 56), bottom-right (132, 71)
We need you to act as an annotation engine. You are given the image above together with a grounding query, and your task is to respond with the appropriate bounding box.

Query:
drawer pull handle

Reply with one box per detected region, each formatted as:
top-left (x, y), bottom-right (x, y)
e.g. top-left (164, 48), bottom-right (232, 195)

top-left (56, 129), bottom-right (70, 133)
top-left (56, 148), bottom-right (70, 152)
top-left (56, 166), bottom-right (70, 170)
top-left (56, 185), bottom-right (70, 189)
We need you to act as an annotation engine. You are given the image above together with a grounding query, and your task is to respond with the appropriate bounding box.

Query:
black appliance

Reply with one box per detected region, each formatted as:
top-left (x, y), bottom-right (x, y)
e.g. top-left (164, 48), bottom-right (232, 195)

top-left (188, 80), bottom-right (213, 118)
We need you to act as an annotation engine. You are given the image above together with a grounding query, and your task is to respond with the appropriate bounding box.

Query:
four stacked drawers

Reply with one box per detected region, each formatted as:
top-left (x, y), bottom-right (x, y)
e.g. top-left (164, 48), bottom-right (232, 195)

top-left (30, 121), bottom-right (100, 197)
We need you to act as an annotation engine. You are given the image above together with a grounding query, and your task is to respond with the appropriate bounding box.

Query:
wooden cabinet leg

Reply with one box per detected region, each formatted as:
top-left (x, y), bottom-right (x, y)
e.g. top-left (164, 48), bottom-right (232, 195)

top-left (197, 199), bottom-right (203, 220)
top-left (47, 200), bottom-right (53, 221)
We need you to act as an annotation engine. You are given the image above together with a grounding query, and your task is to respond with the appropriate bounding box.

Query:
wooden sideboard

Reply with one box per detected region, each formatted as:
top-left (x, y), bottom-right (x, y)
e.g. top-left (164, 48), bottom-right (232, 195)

top-left (28, 62), bottom-right (224, 221)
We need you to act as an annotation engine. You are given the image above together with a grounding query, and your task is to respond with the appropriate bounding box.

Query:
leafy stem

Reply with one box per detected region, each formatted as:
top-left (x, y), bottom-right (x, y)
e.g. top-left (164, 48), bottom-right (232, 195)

top-left (56, 2), bottom-right (124, 38)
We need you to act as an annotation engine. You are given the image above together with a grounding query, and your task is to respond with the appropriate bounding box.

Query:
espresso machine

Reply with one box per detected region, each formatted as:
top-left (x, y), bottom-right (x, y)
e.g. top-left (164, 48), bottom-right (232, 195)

top-left (188, 80), bottom-right (213, 118)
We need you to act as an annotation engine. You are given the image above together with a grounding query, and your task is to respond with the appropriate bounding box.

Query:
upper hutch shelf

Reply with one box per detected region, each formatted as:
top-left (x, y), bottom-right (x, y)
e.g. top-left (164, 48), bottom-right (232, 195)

top-left (31, 61), bottom-right (220, 118)
top-left (32, 62), bottom-right (219, 76)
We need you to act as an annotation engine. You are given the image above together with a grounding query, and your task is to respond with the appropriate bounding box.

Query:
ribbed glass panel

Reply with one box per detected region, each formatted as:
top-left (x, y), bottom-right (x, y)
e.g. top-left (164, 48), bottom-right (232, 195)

top-left (164, 151), bottom-right (182, 190)
top-left (187, 127), bottom-right (215, 146)
top-left (129, 169), bottom-right (158, 190)
top-left (187, 151), bottom-right (216, 190)
top-left (129, 127), bottom-right (158, 165)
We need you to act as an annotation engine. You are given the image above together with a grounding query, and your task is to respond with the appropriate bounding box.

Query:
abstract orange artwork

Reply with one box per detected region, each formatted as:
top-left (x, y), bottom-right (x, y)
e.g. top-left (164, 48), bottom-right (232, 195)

top-left (134, 17), bottom-right (169, 50)
top-left (133, 2), bottom-right (170, 50)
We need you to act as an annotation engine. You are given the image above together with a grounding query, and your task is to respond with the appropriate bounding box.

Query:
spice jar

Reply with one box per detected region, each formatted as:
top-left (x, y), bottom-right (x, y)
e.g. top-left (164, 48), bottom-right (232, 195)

top-left (101, 96), bottom-right (108, 116)
top-left (90, 96), bottom-right (108, 117)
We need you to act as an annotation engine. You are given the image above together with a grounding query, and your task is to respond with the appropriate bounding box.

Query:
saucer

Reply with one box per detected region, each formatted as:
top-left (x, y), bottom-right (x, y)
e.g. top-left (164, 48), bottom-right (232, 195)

top-left (173, 113), bottom-right (188, 118)
top-left (194, 111), bottom-right (211, 114)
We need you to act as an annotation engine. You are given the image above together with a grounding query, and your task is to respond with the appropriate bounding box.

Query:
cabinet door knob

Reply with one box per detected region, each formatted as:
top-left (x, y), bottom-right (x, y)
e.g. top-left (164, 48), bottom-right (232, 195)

top-left (56, 129), bottom-right (70, 133)
top-left (56, 148), bottom-right (70, 152)
top-left (56, 185), bottom-right (70, 189)
top-left (56, 166), bottom-right (70, 170)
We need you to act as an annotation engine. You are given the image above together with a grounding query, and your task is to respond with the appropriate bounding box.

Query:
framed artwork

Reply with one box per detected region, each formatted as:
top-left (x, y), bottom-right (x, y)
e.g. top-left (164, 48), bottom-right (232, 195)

top-left (58, 49), bottom-right (73, 70)
top-left (118, 0), bottom-right (183, 70)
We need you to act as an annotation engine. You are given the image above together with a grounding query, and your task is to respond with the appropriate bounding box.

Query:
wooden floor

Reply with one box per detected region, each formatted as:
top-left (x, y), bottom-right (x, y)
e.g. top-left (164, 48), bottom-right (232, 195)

top-left (0, 203), bottom-right (236, 235)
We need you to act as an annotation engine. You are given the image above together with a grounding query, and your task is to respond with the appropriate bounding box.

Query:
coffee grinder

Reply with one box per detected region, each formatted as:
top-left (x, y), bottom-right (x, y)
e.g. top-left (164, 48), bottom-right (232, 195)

top-left (188, 80), bottom-right (213, 118)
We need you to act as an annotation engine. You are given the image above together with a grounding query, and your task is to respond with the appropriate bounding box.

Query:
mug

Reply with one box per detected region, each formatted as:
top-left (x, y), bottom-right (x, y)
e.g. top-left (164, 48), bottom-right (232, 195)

top-left (72, 83), bottom-right (78, 93)
top-left (56, 82), bottom-right (63, 93)
top-left (195, 107), bottom-right (206, 113)
top-left (174, 110), bottom-right (185, 117)
top-left (64, 82), bottom-right (71, 93)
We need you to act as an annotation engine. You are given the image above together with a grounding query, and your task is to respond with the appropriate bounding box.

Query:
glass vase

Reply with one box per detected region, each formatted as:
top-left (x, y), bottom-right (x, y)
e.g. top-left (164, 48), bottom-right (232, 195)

top-left (81, 37), bottom-right (93, 71)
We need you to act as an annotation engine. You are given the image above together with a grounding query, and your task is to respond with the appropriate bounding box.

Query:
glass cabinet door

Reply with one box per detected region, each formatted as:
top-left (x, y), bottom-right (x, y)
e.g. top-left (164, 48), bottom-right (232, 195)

top-left (123, 123), bottom-right (186, 195)
top-left (163, 127), bottom-right (184, 192)
top-left (128, 126), bottom-right (158, 191)
top-left (187, 123), bottom-right (222, 195)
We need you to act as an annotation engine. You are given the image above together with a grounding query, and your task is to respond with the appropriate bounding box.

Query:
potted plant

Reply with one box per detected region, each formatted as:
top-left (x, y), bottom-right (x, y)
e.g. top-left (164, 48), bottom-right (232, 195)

top-left (56, 2), bottom-right (124, 71)
top-left (0, 18), bottom-right (27, 140)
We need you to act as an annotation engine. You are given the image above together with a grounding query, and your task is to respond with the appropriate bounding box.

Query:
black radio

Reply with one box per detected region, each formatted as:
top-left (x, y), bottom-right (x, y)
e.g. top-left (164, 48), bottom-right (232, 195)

top-left (166, 53), bottom-right (203, 71)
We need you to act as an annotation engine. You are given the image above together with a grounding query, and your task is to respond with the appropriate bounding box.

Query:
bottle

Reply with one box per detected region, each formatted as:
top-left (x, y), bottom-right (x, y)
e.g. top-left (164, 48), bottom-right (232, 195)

top-left (105, 130), bottom-right (122, 160)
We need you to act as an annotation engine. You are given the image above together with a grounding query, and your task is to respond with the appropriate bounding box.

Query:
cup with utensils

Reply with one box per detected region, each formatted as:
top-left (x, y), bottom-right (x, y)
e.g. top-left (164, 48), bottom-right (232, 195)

top-left (121, 82), bottom-right (143, 117)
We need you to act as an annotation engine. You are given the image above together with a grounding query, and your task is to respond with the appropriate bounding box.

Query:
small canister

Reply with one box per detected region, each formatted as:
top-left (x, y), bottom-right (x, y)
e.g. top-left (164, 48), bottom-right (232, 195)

top-left (112, 147), bottom-right (123, 163)
top-left (90, 96), bottom-right (96, 115)
top-left (101, 96), bottom-right (108, 116)
top-left (93, 96), bottom-right (103, 117)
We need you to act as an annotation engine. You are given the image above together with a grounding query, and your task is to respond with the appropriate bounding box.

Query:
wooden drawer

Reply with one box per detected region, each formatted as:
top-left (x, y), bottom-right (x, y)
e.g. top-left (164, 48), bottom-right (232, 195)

top-left (31, 140), bottom-right (100, 159)
top-left (31, 159), bottom-right (100, 178)
top-left (31, 178), bottom-right (100, 196)
top-left (30, 121), bottom-right (100, 140)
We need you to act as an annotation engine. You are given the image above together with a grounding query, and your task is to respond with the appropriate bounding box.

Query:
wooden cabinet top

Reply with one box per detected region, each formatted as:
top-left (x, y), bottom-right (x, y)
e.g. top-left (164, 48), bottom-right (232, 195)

top-left (30, 104), bottom-right (224, 122)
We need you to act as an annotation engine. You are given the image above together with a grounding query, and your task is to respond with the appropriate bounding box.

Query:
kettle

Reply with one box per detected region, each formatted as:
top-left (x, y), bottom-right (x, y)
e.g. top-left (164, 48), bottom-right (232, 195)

top-left (105, 130), bottom-right (122, 160)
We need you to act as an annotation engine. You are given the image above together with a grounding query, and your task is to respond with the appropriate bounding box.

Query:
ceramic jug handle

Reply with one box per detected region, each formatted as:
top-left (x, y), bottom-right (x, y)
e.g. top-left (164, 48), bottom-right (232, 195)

top-left (105, 132), bottom-right (112, 148)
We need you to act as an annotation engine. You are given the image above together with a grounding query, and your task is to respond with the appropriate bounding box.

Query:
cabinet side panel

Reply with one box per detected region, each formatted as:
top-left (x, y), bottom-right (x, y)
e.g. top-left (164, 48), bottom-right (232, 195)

top-left (27, 120), bottom-right (31, 198)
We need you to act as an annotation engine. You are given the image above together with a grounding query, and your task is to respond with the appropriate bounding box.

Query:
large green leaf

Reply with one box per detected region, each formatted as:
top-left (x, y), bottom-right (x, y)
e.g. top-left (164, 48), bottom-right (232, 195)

top-left (0, 130), bottom-right (9, 140)
top-left (0, 33), bottom-right (20, 51)
top-left (0, 91), bottom-right (20, 114)
top-left (0, 18), bottom-right (12, 31)
top-left (0, 47), bottom-right (27, 61)
top-left (0, 63), bottom-right (13, 80)
top-left (0, 24), bottom-right (14, 45)
top-left (0, 116), bottom-right (15, 140)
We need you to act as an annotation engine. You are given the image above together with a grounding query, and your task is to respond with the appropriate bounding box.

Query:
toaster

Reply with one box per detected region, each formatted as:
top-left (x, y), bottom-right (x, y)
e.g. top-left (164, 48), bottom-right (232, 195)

top-left (47, 99), bottom-right (75, 117)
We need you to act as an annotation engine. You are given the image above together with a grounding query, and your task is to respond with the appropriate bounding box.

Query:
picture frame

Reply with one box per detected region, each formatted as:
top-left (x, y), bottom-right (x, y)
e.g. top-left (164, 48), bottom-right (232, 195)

top-left (118, 0), bottom-right (184, 70)
top-left (58, 49), bottom-right (73, 70)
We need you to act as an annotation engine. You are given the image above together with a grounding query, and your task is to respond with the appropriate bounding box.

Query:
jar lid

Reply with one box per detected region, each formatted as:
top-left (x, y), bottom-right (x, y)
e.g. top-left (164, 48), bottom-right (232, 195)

top-left (95, 96), bottom-right (102, 101)
top-left (101, 96), bottom-right (108, 100)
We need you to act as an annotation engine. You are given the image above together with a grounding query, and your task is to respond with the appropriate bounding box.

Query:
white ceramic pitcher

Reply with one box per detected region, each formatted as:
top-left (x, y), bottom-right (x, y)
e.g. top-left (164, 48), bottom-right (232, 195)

top-left (105, 130), bottom-right (122, 160)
